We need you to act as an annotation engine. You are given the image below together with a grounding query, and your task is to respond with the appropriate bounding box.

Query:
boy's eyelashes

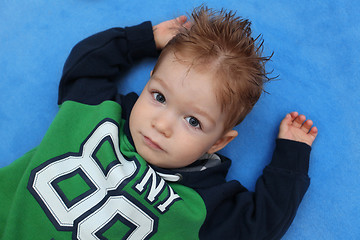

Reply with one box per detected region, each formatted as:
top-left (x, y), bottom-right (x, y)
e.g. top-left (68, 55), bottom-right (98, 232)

top-left (185, 116), bottom-right (202, 129)
top-left (150, 91), bottom-right (203, 130)
top-left (153, 92), bottom-right (166, 104)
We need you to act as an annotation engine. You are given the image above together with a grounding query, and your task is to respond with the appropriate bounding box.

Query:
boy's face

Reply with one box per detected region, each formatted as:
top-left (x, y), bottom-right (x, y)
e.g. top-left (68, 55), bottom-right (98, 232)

top-left (129, 52), bottom-right (237, 169)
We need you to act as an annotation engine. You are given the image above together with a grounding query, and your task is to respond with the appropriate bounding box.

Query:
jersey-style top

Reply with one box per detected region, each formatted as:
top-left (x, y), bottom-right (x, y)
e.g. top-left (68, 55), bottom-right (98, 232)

top-left (0, 22), bottom-right (312, 240)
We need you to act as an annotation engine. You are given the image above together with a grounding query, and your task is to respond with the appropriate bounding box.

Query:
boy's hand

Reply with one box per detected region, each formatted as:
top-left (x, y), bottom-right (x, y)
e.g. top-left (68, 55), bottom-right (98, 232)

top-left (278, 112), bottom-right (318, 146)
top-left (153, 15), bottom-right (191, 49)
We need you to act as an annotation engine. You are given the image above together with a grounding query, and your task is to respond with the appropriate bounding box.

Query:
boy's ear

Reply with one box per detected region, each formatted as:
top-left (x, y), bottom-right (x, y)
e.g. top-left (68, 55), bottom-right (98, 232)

top-left (207, 130), bottom-right (238, 154)
top-left (150, 70), bottom-right (153, 76)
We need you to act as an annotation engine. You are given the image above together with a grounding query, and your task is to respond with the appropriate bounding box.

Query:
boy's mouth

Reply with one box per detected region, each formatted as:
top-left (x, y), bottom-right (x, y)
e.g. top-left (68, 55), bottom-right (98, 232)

top-left (143, 135), bottom-right (164, 151)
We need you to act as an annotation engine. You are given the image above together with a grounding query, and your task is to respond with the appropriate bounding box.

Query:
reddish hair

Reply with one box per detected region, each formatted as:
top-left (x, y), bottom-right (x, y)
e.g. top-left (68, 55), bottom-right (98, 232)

top-left (154, 6), bottom-right (273, 130)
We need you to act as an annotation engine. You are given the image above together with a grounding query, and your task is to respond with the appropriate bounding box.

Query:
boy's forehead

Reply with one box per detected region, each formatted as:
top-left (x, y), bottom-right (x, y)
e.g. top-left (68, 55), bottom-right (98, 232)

top-left (152, 62), bottom-right (215, 95)
top-left (153, 59), bottom-right (223, 109)
top-left (155, 51), bottom-right (216, 85)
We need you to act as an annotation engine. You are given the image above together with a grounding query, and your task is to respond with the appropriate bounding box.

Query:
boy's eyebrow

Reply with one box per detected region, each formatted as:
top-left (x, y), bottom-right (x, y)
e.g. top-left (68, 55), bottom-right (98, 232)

top-left (152, 75), bottom-right (170, 92)
top-left (192, 105), bottom-right (216, 127)
top-left (152, 75), bottom-right (216, 127)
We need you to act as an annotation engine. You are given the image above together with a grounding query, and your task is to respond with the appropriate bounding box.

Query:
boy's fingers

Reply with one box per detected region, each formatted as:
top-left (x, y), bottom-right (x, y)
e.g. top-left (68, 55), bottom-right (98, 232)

top-left (310, 126), bottom-right (318, 137)
top-left (300, 119), bottom-right (313, 133)
top-left (279, 114), bottom-right (291, 128)
top-left (183, 21), bottom-right (193, 29)
top-left (292, 114), bottom-right (305, 128)
top-left (175, 15), bottom-right (187, 25)
top-left (290, 112), bottom-right (298, 120)
top-left (175, 15), bottom-right (192, 29)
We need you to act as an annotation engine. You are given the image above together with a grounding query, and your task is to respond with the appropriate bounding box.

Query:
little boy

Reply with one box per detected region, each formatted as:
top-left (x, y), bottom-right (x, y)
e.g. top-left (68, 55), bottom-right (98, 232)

top-left (0, 6), bottom-right (317, 240)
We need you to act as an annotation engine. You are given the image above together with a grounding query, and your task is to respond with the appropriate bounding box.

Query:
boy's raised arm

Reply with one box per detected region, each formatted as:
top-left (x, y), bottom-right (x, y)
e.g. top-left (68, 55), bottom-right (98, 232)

top-left (58, 21), bottom-right (158, 105)
top-left (58, 16), bottom-right (190, 106)
top-left (198, 140), bottom-right (312, 239)
top-left (198, 114), bottom-right (317, 239)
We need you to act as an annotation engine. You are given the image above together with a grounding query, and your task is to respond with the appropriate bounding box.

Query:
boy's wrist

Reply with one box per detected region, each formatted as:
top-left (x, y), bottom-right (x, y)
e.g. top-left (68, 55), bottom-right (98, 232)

top-left (269, 138), bottom-right (312, 174)
top-left (124, 21), bottom-right (158, 60)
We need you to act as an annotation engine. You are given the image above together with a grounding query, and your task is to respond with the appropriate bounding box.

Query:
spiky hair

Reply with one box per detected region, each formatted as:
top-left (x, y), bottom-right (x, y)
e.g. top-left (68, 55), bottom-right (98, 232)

top-left (154, 6), bottom-right (273, 129)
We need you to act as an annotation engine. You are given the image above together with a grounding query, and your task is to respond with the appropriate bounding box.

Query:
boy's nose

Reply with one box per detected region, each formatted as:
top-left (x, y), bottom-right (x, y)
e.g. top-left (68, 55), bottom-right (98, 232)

top-left (151, 112), bottom-right (173, 138)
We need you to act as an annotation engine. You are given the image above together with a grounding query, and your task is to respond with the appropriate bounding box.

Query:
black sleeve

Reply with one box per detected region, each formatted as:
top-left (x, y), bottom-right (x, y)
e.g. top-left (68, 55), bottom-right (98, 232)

top-left (198, 139), bottom-right (312, 240)
top-left (58, 21), bottom-right (158, 105)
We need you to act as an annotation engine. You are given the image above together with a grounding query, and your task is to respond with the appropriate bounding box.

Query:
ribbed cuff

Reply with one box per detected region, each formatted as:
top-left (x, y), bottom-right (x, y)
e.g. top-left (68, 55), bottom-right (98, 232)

top-left (125, 21), bottom-right (158, 60)
top-left (269, 139), bottom-right (312, 174)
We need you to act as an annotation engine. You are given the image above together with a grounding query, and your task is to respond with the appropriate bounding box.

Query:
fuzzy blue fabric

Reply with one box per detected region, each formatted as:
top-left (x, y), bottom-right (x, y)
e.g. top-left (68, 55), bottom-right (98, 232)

top-left (0, 1), bottom-right (359, 239)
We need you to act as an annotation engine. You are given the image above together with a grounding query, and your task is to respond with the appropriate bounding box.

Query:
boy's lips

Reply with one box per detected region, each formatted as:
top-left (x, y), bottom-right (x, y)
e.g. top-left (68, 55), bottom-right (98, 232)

top-left (143, 135), bottom-right (164, 151)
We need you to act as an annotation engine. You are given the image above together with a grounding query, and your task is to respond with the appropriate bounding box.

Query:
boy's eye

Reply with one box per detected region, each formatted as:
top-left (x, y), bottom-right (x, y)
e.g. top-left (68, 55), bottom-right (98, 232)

top-left (153, 92), bottom-right (166, 103)
top-left (185, 116), bottom-right (201, 128)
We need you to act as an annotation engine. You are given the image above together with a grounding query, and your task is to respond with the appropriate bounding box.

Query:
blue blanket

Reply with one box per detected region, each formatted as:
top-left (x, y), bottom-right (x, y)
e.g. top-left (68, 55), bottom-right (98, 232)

top-left (1, 1), bottom-right (359, 239)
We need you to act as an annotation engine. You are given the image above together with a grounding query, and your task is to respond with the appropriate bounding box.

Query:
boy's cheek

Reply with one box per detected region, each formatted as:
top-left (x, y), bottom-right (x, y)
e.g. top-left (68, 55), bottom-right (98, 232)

top-left (131, 98), bottom-right (149, 120)
top-left (177, 135), bottom-right (211, 157)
